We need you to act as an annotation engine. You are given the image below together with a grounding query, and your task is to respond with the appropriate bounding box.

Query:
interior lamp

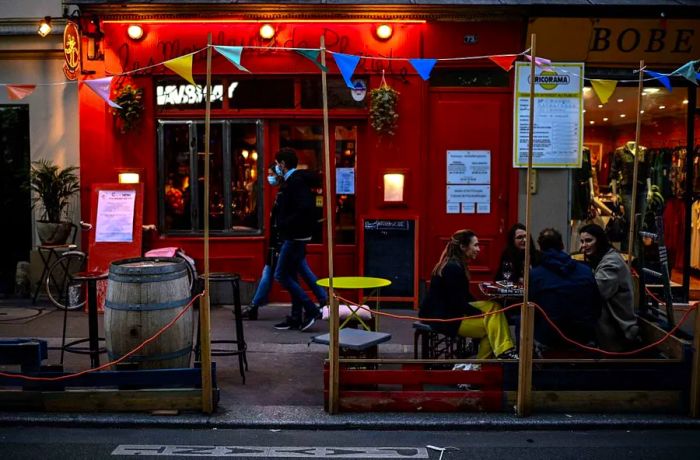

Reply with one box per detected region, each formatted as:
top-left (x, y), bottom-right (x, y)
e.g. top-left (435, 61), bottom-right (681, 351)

top-left (127, 24), bottom-right (144, 40)
top-left (383, 173), bottom-right (404, 202)
top-left (259, 24), bottom-right (275, 40)
top-left (241, 149), bottom-right (249, 159)
top-left (37, 17), bottom-right (52, 37)
top-left (375, 24), bottom-right (393, 40)
top-left (118, 172), bottom-right (140, 184)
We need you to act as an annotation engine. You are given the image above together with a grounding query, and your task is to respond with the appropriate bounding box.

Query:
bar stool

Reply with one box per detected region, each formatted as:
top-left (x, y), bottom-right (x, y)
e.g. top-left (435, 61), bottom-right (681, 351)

top-left (62, 271), bottom-right (107, 368)
top-left (194, 272), bottom-right (248, 383)
top-left (33, 243), bottom-right (77, 304)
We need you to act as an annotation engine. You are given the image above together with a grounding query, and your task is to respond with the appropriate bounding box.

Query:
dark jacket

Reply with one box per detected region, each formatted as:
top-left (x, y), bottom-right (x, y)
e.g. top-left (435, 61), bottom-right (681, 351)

top-left (529, 249), bottom-right (602, 346)
top-left (419, 260), bottom-right (480, 337)
top-left (275, 169), bottom-right (317, 241)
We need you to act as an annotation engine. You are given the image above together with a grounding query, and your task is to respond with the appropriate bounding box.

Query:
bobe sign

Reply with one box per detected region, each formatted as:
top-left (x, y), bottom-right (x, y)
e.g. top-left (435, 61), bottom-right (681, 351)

top-left (590, 27), bottom-right (694, 54)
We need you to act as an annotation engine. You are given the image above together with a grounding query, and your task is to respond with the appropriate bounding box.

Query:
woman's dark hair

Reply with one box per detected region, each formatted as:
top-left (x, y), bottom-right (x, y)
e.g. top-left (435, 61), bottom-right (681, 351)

top-left (432, 229), bottom-right (476, 278)
top-left (579, 223), bottom-right (611, 266)
top-left (500, 223), bottom-right (537, 278)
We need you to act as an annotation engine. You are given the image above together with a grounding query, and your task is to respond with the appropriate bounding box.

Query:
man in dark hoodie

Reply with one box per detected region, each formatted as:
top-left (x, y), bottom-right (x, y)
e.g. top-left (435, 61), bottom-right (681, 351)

top-left (272, 147), bottom-right (324, 332)
top-left (529, 228), bottom-right (602, 349)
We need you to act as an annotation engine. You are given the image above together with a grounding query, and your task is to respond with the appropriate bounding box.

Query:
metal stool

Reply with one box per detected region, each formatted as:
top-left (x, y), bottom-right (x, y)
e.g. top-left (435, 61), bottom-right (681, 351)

top-left (33, 243), bottom-right (77, 304)
top-left (62, 271), bottom-right (107, 368)
top-left (412, 322), bottom-right (476, 360)
top-left (195, 272), bottom-right (248, 383)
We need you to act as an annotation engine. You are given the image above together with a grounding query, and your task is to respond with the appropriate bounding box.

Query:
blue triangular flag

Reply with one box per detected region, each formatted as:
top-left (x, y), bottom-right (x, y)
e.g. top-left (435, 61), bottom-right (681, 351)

top-left (409, 58), bottom-right (437, 80)
top-left (646, 70), bottom-right (672, 92)
top-left (213, 46), bottom-right (250, 73)
top-left (671, 60), bottom-right (698, 84)
top-left (332, 53), bottom-right (361, 89)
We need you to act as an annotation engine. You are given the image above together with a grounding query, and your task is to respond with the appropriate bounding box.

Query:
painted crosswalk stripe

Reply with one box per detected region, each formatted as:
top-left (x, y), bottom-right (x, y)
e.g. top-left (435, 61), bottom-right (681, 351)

top-left (112, 445), bottom-right (428, 458)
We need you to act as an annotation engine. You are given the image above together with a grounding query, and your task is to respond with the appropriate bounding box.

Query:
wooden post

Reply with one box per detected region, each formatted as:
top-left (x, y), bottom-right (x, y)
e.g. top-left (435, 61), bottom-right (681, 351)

top-left (626, 60), bottom-right (644, 268)
top-left (199, 33), bottom-right (214, 414)
top-left (516, 33), bottom-right (536, 417)
top-left (320, 35), bottom-right (340, 414)
top-left (690, 303), bottom-right (700, 417)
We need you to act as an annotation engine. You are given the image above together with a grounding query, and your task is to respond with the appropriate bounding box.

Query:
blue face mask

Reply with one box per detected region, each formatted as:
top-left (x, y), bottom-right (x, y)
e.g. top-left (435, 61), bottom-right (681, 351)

top-left (267, 175), bottom-right (279, 186)
top-left (274, 164), bottom-right (284, 176)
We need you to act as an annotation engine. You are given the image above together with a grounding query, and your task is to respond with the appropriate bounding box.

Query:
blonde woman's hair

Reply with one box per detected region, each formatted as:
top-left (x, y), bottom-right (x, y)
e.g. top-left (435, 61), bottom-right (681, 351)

top-left (432, 229), bottom-right (476, 278)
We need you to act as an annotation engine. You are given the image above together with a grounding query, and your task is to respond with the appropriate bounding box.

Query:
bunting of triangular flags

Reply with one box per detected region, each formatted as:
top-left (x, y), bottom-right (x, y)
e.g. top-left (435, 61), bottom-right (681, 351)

top-left (295, 50), bottom-right (328, 72)
top-left (214, 46), bottom-right (250, 73)
top-left (646, 70), bottom-right (672, 92)
top-left (332, 53), bottom-right (361, 89)
top-left (526, 55), bottom-right (552, 70)
top-left (590, 79), bottom-right (618, 104)
top-left (408, 58), bottom-right (437, 80)
top-left (164, 54), bottom-right (196, 85)
top-left (84, 77), bottom-right (121, 108)
top-left (488, 55), bottom-right (517, 72)
top-left (671, 60), bottom-right (698, 84)
top-left (5, 84), bottom-right (36, 100)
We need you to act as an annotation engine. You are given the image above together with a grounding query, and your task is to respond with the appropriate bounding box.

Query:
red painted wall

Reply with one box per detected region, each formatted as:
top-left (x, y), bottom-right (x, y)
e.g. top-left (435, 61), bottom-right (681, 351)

top-left (79, 19), bottom-right (525, 294)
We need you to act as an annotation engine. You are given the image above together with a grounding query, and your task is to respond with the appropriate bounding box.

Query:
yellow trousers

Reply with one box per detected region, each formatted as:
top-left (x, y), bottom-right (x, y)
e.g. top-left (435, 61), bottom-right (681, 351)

top-left (457, 300), bottom-right (514, 359)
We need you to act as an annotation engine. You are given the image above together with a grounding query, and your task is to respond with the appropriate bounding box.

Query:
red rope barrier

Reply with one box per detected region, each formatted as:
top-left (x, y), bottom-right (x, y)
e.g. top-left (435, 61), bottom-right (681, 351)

top-left (0, 292), bottom-right (204, 382)
top-left (332, 294), bottom-right (699, 357)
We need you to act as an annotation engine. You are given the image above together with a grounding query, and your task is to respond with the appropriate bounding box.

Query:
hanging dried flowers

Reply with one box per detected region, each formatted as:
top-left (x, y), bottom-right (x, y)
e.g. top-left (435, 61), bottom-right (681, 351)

top-left (369, 79), bottom-right (399, 136)
top-left (112, 84), bottom-right (144, 134)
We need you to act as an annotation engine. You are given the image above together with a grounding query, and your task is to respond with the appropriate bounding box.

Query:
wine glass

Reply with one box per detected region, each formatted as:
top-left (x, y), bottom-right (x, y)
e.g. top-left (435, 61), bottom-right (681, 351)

top-left (502, 262), bottom-right (513, 286)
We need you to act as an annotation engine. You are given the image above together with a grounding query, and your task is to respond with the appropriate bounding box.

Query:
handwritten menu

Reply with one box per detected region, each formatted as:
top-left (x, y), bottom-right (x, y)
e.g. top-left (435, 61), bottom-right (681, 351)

top-left (513, 62), bottom-right (584, 168)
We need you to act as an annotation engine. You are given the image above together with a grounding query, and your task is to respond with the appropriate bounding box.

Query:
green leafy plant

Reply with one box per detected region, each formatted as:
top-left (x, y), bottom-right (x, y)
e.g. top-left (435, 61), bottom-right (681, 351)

top-left (112, 84), bottom-right (144, 134)
top-left (369, 84), bottom-right (399, 136)
top-left (30, 159), bottom-right (80, 222)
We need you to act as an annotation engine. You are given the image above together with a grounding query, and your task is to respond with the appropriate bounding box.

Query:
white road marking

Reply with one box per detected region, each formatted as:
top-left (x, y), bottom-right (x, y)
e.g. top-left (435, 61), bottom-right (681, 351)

top-left (112, 445), bottom-right (428, 458)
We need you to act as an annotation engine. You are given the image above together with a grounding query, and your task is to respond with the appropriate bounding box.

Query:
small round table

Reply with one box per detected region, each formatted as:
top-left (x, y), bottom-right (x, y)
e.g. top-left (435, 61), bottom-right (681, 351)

top-left (316, 276), bottom-right (391, 330)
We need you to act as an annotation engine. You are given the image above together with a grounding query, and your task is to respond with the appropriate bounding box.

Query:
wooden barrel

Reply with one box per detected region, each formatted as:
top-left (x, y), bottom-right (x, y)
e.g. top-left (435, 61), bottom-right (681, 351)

top-left (105, 257), bottom-right (193, 369)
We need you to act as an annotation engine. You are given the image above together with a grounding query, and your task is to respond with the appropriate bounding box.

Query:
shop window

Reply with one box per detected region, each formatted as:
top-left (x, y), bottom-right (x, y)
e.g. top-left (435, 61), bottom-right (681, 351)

top-left (429, 69), bottom-right (509, 87)
top-left (300, 76), bottom-right (367, 109)
top-left (158, 120), bottom-right (262, 235)
top-left (278, 123), bottom-right (358, 244)
top-left (229, 78), bottom-right (294, 109)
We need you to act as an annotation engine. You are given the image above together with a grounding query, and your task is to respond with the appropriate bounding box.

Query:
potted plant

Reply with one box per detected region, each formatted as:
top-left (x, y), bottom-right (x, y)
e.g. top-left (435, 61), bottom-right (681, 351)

top-left (369, 83), bottom-right (400, 136)
top-left (30, 159), bottom-right (80, 245)
top-left (112, 84), bottom-right (144, 134)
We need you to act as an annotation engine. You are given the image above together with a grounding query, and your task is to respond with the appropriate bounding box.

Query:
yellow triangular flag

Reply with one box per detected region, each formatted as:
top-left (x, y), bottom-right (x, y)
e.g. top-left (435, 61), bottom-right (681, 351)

top-left (590, 79), bottom-right (618, 105)
top-left (163, 54), bottom-right (195, 85)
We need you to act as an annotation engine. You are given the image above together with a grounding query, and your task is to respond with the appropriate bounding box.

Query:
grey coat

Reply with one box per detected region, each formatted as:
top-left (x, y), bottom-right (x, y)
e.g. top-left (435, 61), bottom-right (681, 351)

top-left (594, 248), bottom-right (639, 351)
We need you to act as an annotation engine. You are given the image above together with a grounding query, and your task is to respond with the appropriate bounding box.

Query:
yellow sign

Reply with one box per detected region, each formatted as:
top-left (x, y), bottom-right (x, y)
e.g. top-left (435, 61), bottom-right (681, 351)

top-left (528, 18), bottom-right (700, 66)
top-left (63, 21), bottom-right (80, 80)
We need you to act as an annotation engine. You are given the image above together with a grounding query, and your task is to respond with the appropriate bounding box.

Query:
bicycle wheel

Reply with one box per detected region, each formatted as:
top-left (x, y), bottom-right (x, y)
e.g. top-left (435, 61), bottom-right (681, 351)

top-left (46, 250), bottom-right (87, 311)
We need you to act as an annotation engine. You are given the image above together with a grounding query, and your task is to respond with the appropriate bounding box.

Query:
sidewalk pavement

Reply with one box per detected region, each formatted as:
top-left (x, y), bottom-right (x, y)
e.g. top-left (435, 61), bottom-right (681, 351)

top-left (1, 298), bottom-right (700, 430)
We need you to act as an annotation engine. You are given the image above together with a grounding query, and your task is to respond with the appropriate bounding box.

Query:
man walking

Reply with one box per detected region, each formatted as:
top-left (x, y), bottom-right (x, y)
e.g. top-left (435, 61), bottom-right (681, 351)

top-left (272, 147), bottom-right (324, 331)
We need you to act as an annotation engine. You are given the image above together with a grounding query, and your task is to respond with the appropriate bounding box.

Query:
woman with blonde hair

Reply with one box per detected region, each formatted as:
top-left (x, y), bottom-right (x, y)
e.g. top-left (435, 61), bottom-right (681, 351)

top-left (419, 229), bottom-right (518, 359)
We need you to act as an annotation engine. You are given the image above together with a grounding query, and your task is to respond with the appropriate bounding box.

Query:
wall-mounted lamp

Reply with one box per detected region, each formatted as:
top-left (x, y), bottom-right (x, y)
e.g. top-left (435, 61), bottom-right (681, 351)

top-left (259, 23), bottom-right (275, 40)
top-left (118, 172), bottom-right (140, 184)
top-left (84, 17), bottom-right (104, 61)
top-left (383, 173), bottom-right (404, 202)
top-left (37, 16), bottom-right (52, 37)
top-left (375, 24), bottom-right (393, 41)
top-left (127, 24), bottom-right (144, 40)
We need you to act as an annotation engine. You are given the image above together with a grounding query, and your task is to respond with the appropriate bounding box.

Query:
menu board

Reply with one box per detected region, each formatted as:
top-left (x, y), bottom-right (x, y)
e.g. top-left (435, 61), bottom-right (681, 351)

top-left (95, 190), bottom-right (136, 242)
top-left (446, 150), bottom-right (491, 214)
top-left (513, 62), bottom-right (584, 168)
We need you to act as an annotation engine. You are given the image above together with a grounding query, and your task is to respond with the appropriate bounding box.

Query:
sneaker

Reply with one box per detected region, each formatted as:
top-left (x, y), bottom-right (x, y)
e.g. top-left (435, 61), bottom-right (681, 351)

top-left (498, 349), bottom-right (519, 360)
top-left (300, 312), bottom-right (322, 332)
top-left (274, 316), bottom-right (300, 330)
top-left (242, 304), bottom-right (259, 320)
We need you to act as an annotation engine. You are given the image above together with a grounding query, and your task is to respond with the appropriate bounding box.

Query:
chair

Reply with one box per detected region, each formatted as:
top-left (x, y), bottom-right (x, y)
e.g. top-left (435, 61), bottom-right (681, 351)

top-left (194, 272), bottom-right (248, 383)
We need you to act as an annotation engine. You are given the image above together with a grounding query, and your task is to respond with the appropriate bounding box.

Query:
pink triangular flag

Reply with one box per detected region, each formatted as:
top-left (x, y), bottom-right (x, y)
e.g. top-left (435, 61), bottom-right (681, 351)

top-left (526, 55), bottom-right (553, 70)
top-left (6, 84), bottom-right (36, 100)
top-left (488, 55), bottom-right (517, 72)
top-left (84, 76), bottom-right (121, 108)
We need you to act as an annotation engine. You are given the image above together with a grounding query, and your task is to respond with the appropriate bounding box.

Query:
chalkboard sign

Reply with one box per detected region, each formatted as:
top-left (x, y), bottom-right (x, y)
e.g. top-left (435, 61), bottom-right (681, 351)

top-left (361, 217), bottom-right (418, 306)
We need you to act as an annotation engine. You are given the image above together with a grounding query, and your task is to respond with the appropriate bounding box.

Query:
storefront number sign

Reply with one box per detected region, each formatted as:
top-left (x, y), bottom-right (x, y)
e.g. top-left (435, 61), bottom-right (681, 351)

top-left (95, 190), bottom-right (136, 242)
top-left (513, 62), bottom-right (584, 168)
top-left (446, 150), bottom-right (491, 214)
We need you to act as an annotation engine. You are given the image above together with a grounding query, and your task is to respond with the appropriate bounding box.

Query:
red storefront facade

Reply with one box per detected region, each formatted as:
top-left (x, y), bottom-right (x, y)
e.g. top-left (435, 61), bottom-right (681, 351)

top-left (77, 15), bottom-right (524, 300)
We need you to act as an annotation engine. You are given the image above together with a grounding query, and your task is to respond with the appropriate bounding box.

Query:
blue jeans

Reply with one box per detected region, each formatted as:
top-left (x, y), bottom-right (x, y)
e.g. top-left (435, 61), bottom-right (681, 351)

top-left (250, 260), bottom-right (328, 307)
top-left (274, 240), bottom-right (322, 321)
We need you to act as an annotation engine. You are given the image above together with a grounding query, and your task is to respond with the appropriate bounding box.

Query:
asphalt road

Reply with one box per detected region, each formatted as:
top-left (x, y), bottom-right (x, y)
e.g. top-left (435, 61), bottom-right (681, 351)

top-left (1, 427), bottom-right (700, 459)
